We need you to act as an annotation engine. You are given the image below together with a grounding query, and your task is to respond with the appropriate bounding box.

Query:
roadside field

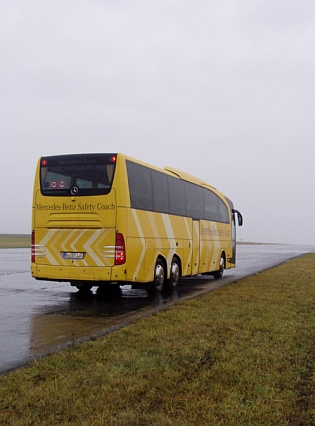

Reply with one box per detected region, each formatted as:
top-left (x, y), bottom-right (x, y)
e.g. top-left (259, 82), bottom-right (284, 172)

top-left (0, 234), bottom-right (30, 248)
top-left (0, 254), bottom-right (314, 425)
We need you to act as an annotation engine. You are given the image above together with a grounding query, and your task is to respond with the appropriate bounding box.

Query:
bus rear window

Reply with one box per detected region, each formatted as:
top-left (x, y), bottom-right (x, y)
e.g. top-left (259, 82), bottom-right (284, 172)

top-left (40, 154), bottom-right (117, 196)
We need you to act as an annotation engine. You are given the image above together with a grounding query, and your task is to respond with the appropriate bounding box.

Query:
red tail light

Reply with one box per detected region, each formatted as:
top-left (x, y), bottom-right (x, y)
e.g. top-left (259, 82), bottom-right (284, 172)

top-left (31, 231), bottom-right (35, 263)
top-left (114, 233), bottom-right (126, 265)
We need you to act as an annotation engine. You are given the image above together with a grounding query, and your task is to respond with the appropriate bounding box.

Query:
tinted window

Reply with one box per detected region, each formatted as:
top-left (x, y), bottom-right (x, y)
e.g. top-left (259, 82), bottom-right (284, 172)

top-left (203, 189), bottom-right (219, 221)
top-left (151, 170), bottom-right (169, 213)
top-left (40, 154), bottom-right (117, 196)
top-left (168, 176), bottom-right (186, 216)
top-left (126, 160), bottom-right (230, 223)
top-left (218, 199), bottom-right (229, 223)
top-left (185, 182), bottom-right (204, 219)
top-left (203, 189), bottom-right (229, 223)
top-left (127, 161), bottom-right (153, 210)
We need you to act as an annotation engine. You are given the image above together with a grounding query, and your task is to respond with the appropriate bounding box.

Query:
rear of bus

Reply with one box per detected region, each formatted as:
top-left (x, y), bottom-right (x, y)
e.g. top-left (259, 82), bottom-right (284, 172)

top-left (31, 153), bottom-right (126, 290)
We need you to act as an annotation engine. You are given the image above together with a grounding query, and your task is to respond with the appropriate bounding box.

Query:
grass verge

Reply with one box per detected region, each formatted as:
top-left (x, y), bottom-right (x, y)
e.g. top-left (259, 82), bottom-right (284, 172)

top-left (0, 234), bottom-right (30, 248)
top-left (0, 254), bottom-right (315, 425)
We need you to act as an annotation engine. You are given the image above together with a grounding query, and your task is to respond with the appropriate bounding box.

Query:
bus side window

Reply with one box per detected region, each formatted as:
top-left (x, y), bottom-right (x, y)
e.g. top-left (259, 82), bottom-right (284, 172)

top-left (185, 182), bottom-right (204, 219)
top-left (151, 170), bottom-right (169, 213)
top-left (203, 190), bottom-right (219, 221)
top-left (127, 161), bottom-right (153, 210)
top-left (218, 200), bottom-right (229, 223)
top-left (168, 177), bottom-right (186, 216)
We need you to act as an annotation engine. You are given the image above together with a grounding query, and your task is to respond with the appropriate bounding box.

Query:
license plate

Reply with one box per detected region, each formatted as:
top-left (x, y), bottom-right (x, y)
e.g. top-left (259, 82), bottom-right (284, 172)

top-left (61, 252), bottom-right (85, 260)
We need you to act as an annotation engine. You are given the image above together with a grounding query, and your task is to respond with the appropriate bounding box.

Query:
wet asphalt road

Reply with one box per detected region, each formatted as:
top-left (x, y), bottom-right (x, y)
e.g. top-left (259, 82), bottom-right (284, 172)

top-left (0, 244), bottom-right (314, 373)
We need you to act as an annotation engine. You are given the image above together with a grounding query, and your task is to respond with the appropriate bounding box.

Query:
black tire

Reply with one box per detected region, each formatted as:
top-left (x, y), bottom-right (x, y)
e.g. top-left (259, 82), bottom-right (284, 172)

top-left (97, 285), bottom-right (122, 299)
top-left (167, 257), bottom-right (180, 290)
top-left (72, 282), bottom-right (93, 291)
top-left (148, 258), bottom-right (165, 294)
top-left (213, 255), bottom-right (225, 279)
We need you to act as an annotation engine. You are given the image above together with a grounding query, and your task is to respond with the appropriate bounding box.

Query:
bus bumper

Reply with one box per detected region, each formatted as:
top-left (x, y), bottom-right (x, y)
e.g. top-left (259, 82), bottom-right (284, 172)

top-left (31, 264), bottom-right (124, 283)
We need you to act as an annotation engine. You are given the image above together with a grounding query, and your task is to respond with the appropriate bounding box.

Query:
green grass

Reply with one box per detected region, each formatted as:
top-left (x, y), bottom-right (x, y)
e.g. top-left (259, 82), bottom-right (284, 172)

top-left (0, 254), bottom-right (315, 425)
top-left (0, 234), bottom-right (30, 248)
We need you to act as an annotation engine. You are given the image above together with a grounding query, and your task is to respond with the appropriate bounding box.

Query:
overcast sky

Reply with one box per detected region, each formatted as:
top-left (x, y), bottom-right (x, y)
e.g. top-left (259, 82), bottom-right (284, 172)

top-left (1, 1), bottom-right (314, 246)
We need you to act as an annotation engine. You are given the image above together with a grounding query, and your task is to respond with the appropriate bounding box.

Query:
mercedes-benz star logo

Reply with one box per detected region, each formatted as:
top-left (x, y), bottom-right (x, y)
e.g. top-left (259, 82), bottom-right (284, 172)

top-left (70, 186), bottom-right (79, 195)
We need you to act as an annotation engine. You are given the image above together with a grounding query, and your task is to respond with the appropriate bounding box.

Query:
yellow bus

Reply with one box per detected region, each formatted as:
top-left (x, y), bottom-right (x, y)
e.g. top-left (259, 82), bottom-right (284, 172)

top-left (31, 153), bottom-right (243, 293)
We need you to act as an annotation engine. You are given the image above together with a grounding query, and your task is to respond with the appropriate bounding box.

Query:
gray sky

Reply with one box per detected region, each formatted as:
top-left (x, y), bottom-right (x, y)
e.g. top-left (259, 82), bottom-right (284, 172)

top-left (1, 1), bottom-right (314, 245)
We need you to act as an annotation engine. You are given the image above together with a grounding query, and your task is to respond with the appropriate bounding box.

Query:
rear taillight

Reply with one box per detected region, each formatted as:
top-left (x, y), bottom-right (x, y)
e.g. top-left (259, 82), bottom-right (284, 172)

top-left (114, 233), bottom-right (126, 265)
top-left (31, 231), bottom-right (35, 263)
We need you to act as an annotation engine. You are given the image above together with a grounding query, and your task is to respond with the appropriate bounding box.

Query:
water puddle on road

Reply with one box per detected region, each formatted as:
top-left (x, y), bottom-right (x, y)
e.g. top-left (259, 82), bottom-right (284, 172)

top-left (29, 278), bottom-right (221, 360)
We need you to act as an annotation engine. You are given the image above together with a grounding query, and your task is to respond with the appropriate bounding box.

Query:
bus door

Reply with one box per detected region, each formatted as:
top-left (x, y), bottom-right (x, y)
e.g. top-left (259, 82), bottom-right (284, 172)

top-left (230, 214), bottom-right (236, 265)
top-left (192, 220), bottom-right (200, 275)
top-left (231, 209), bottom-right (243, 265)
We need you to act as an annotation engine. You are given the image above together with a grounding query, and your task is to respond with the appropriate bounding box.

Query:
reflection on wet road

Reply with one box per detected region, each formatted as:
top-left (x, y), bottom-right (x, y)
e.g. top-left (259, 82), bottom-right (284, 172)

top-left (0, 244), bottom-right (314, 373)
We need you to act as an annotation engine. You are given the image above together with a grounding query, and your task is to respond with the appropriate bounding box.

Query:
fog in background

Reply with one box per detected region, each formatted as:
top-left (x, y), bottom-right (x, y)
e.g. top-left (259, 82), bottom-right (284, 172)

top-left (1, 1), bottom-right (314, 245)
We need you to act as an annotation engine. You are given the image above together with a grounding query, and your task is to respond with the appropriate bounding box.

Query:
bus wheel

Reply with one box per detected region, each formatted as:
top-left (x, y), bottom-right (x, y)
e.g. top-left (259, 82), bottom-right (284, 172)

top-left (149, 259), bottom-right (165, 294)
top-left (168, 257), bottom-right (180, 290)
top-left (97, 285), bottom-right (122, 299)
top-left (213, 255), bottom-right (225, 279)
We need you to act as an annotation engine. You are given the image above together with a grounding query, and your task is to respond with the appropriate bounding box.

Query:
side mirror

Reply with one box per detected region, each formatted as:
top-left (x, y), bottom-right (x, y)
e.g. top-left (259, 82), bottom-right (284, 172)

top-left (232, 209), bottom-right (243, 227)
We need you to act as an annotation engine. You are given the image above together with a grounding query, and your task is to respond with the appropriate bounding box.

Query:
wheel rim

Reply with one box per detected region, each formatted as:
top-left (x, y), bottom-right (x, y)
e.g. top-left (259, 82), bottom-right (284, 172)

top-left (219, 256), bottom-right (225, 272)
top-left (170, 261), bottom-right (180, 288)
top-left (154, 263), bottom-right (164, 291)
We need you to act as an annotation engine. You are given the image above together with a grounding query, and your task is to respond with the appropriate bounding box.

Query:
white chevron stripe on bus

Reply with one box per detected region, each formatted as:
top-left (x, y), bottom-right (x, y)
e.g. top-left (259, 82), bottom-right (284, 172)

top-left (131, 210), bottom-right (146, 281)
top-left (70, 230), bottom-right (89, 266)
top-left (83, 229), bottom-right (106, 267)
top-left (60, 229), bottom-right (76, 253)
top-left (39, 229), bottom-right (59, 266)
top-left (161, 213), bottom-right (176, 267)
top-left (147, 211), bottom-right (162, 247)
